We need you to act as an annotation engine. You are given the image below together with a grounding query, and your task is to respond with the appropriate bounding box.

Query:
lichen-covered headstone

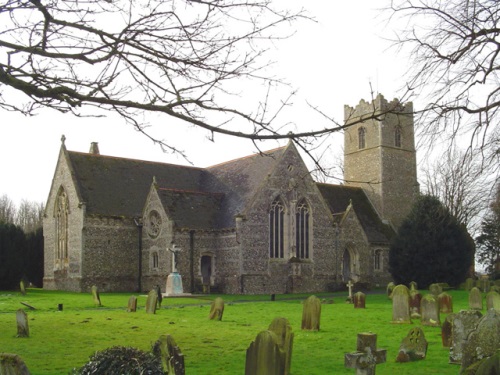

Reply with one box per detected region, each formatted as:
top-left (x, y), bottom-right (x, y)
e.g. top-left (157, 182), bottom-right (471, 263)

top-left (0, 353), bottom-right (31, 375)
top-left (429, 283), bottom-right (442, 296)
top-left (91, 285), bottom-right (101, 306)
top-left (465, 278), bottom-right (475, 291)
top-left (19, 280), bottom-right (26, 296)
top-left (409, 289), bottom-right (422, 319)
top-left (208, 297), bottom-right (224, 321)
top-left (477, 278), bottom-right (490, 293)
top-left (469, 287), bottom-right (483, 311)
top-left (485, 291), bottom-right (500, 312)
top-left (16, 310), bottom-right (29, 338)
top-left (468, 349), bottom-right (500, 375)
top-left (460, 309), bottom-right (500, 373)
top-left (156, 334), bottom-right (185, 375)
top-left (438, 292), bottom-right (453, 313)
top-left (396, 327), bottom-right (428, 362)
top-left (421, 294), bottom-right (440, 327)
top-left (409, 281), bottom-right (418, 291)
top-left (391, 284), bottom-right (411, 324)
top-left (245, 330), bottom-right (285, 375)
top-left (387, 282), bottom-right (395, 299)
top-left (301, 295), bottom-right (321, 331)
top-left (353, 292), bottom-right (366, 309)
top-left (268, 317), bottom-right (294, 375)
top-left (441, 313), bottom-right (455, 348)
top-left (127, 296), bottom-right (137, 312)
top-left (449, 310), bottom-right (483, 364)
top-left (145, 289), bottom-right (158, 314)
top-left (344, 332), bottom-right (386, 375)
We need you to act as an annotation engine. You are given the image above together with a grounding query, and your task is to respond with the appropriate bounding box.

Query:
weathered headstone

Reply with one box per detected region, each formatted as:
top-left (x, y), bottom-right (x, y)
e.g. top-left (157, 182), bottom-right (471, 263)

top-left (386, 282), bottom-right (395, 299)
top-left (145, 289), bottom-right (158, 314)
top-left (429, 283), bottom-right (442, 296)
top-left (19, 280), bottom-right (26, 296)
top-left (449, 310), bottom-right (483, 364)
top-left (477, 278), bottom-right (490, 293)
top-left (91, 285), bottom-right (101, 306)
top-left (409, 289), bottom-right (422, 319)
top-left (420, 294), bottom-right (440, 327)
top-left (208, 297), bottom-right (224, 321)
top-left (268, 317), bottom-right (294, 375)
top-left (156, 334), bottom-right (185, 375)
top-left (16, 309), bottom-right (29, 338)
top-left (465, 278), bottom-right (475, 291)
top-left (469, 287), bottom-right (483, 311)
top-left (0, 353), bottom-right (31, 375)
top-left (438, 292), bottom-right (453, 313)
top-left (396, 327), bottom-right (428, 362)
top-left (344, 332), bottom-right (387, 375)
top-left (245, 330), bottom-right (285, 375)
top-left (469, 349), bottom-right (500, 375)
top-left (441, 313), bottom-right (455, 348)
top-left (391, 284), bottom-right (412, 324)
top-left (127, 295), bottom-right (137, 312)
top-left (409, 281), bottom-right (418, 291)
top-left (156, 285), bottom-right (163, 308)
top-left (460, 309), bottom-right (500, 373)
top-left (485, 290), bottom-right (500, 312)
top-left (353, 292), bottom-right (366, 309)
top-left (301, 295), bottom-right (321, 331)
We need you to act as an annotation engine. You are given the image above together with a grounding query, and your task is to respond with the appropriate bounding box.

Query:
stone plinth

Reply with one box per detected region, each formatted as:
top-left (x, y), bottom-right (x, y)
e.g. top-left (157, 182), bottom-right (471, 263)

top-left (166, 272), bottom-right (184, 296)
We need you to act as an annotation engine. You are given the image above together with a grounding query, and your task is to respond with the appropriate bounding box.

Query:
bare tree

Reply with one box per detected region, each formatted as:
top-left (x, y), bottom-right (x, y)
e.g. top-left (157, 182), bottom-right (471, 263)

top-left (0, 194), bottom-right (16, 224)
top-left (476, 183), bottom-right (500, 276)
top-left (389, 0), bottom-right (500, 173)
top-left (16, 199), bottom-right (44, 233)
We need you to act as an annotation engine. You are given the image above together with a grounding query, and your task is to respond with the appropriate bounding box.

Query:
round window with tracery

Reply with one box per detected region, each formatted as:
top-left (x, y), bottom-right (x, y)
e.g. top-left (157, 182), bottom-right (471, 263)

top-left (147, 210), bottom-right (162, 238)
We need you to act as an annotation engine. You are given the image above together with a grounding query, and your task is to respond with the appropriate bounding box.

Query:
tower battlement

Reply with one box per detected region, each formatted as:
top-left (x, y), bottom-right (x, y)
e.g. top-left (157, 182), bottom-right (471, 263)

top-left (344, 94), bottom-right (413, 123)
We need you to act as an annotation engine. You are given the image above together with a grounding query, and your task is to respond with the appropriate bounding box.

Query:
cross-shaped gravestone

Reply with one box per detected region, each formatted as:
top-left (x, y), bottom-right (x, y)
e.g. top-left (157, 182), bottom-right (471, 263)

top-left (346, 280), bottom-right (354, 303)
top-left (345, 332), bottom-right (386, 375)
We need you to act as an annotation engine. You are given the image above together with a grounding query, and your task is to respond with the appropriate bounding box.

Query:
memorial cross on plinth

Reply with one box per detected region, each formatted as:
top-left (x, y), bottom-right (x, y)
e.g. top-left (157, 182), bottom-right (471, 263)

top-left (345, 332), bottom-right (387, 375)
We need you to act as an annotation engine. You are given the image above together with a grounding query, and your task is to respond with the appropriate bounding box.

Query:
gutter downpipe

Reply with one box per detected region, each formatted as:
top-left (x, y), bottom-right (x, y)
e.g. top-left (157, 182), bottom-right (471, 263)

top-left (134, 218), bottom-right (143, 292)
top-left (189, 230), bottom-right (195, 293)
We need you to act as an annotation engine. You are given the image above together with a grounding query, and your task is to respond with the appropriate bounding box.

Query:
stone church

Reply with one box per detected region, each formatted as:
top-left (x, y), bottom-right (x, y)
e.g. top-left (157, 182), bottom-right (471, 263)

top-left (43, 94), bottom-right (419, 294)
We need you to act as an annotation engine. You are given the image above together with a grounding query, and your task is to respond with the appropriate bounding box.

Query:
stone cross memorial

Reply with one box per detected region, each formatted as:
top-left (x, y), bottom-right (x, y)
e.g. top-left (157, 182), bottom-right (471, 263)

top-left (166, 244), bottom-right (184, 296)
top-left (345, 332), bottom-right (387, 375)
top-left (346, 280), bottom-right (354, 303)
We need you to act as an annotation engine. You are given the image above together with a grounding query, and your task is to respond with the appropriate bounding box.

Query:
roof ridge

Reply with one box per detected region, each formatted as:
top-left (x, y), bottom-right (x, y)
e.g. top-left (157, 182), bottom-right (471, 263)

top-left (157, 187), bottom-right (224, 197)
top-left (206, 145), bottom-right (286, 169)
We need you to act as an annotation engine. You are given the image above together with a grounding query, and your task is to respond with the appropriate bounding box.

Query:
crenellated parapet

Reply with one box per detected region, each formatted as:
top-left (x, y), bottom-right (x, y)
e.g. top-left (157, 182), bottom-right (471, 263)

top-left (344, 94), bottom-right (413, 123)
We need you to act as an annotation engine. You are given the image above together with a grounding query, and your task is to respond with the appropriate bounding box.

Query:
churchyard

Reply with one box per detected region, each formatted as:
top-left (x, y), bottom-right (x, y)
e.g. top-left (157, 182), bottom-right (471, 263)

top-left (0, 287), bottom-right (497, 374)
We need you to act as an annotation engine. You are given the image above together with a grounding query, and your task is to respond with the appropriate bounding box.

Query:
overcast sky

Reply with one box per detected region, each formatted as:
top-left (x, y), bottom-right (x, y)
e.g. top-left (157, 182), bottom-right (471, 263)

top-left (1, 1), bottom-right (413, 206)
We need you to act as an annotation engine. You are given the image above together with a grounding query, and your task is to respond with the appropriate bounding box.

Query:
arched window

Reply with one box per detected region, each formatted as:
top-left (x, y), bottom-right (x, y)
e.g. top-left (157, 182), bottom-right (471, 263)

top-left (152, 252), bottom-right (159, 269)
top-left (55, 188), bottom-right (69, 267)
top-left (394, 126), bottom-right (402, 148)
top-left (295, 200), bottom-right (310, 259)
top-left (374, 249), bottom-right (383, 271)
top-left (358, 127), bottom-right (366, 149)
top-left (269, 198), bottom-right (284, 258)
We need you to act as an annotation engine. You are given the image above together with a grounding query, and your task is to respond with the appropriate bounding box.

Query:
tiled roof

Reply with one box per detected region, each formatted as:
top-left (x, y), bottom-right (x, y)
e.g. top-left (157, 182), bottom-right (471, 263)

top-left (316, 183), bottom-right (395, 244)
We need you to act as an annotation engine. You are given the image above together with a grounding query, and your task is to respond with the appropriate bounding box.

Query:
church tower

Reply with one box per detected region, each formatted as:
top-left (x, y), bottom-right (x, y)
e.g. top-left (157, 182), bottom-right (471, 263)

top-left (343, 94), bottom-right (419, 229)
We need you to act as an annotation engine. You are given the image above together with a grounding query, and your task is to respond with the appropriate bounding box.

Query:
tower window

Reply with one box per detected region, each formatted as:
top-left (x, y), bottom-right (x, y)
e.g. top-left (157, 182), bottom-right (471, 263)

top-left (358, 127), bottom-right (366, 149)
top-left (269, 198), bottom-right (284, 258)
top-left (395, 126), bottom-right (402, 148)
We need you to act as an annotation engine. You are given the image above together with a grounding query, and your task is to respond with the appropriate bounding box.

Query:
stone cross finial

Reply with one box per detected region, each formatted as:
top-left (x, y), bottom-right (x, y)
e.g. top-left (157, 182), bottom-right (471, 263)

top-left (345, 332), bottom-right (387, 375)
top-left (168, 244), bottom-right (181, 273)
top-left (61, 134), bottom-right (66, 144)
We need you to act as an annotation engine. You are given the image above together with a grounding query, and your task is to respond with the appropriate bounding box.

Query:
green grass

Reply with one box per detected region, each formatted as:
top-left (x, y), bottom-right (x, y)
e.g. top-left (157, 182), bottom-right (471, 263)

top-left (0, 289), bottom-right (474, 374)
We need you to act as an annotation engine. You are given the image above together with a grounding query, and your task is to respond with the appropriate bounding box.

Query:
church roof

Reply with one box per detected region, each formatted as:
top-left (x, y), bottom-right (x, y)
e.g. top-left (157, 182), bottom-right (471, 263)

top-left (316, 183), bottom-right (395, 244)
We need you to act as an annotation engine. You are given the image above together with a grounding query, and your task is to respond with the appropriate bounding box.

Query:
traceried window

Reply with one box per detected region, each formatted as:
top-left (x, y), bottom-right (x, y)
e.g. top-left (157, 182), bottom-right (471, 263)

top-left (269, 198), bottom-right (284, 258)
top-left (295, 200), bottom-right (310, 259)
top-left (394, 126), bottom-right (402, 148)
top-left (374, 249), bottom-right (383, 271)
top-left (55, 187), bottom-right (69, 267)
top-left (358, 127), bottom-right (366, 149)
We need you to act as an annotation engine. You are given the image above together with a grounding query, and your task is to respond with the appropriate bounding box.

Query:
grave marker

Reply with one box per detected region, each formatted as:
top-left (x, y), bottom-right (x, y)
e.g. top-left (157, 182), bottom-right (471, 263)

top-left (127, 296), bottom-right (137, 312)
top-left (344, 332), bottom-right (386, 375)
top-left (16, 309), bottom-right (29, 338)
top-left (353, 292), bottom-right (366, 309)
top-left (465, 278), bottom-right (475, 291)
top-left (420, 294), bottom-right (440, 327)
top-left (156, 285), bottom-right (163, 308)
top-left (91, 285), bottom-right (101, 306)
top-left (391, 284), bottom-right (412, 324)
top-left (301, 295), bottom-right (321, 331)
top-left (245, 330), bottom-right (285, 375)
top-left (396, 327), bottom-right (428, 362)
top-left (486, 290), bottom-right (500, 312)
top-left (19, 280), bottom-right (26, 296)
top-left (441, 313), bottom-right (455, 348)
top-left (469, 287), bottom-right (483, 310)
top-left (0, 353), bottom-right (31, 375)
top-left (449, 310), bottom-right (483, 364)
top-left (477, 278), bottom-right (490, 293)
top-left (146, 289), bottom-right (158, 314)
top-left (346, 280), bottom-right (354, 303)
top-left (409, 281), bottom-right (418, 291)
top-left (157, 334), bottom-right (185, 375)
top-left (429, 283), bottom-right (442, 296)
top-left (208, 297), bottom-right (224, 321)
top-left (268, 317), bottom-right (294, 375)
top-left (438, 292), bottom-right (453, 313)
top-left (409, 289), bottom-right (422, 319)
top-left (386, 282), bottom-right (395, 299)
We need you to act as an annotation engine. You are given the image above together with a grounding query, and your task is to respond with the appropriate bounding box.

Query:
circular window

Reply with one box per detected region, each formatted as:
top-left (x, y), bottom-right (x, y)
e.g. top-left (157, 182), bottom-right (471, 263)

top-left (147, 210), bottom-right (162, 238)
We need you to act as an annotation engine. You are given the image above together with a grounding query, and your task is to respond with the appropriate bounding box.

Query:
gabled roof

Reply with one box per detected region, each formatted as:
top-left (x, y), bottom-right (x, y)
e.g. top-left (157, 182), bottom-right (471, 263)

top-left (316, 183), bottom-right (395, 244)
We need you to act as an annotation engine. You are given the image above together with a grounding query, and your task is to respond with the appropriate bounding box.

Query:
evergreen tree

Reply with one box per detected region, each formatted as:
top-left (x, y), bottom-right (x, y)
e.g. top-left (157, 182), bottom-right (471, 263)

top-left (389, 195), bottom-right (474, 288)
top-left (476, 185), bottom-right (500, 279)
top-left (0, 223), bottom-right (27, 290)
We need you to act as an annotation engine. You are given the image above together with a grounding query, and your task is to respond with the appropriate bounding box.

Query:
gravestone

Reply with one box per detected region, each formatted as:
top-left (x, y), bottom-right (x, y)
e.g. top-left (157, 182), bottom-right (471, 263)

top-left (19, 280), bottom-right (26, 296)
top-left (157, 334), bottom-right (185, 375)
top-left (429, 283), bottom-right (442, 296)
top-left (386, 282), bottom-right (395, 299)
top-left (409, 289), bottom-right (422, 319)
top-left (477, 278), bottom-right (490, 293)
top-left (166, 244), bottom-right (185, 296)
top-left (146, 289), bottom-right (158, 314)
top-left (438, 292), bottom-right (453, 313)
top-left (485, 290), bottom-right (500, 312)
top-left (441, 313), bottom-right (455, 348)
top-left (301, 295), bottom-right (321, 331)
top-left (16, 309), bottom-right (29, 338)
top-left (91, 285), bottom-right (101, 306)
top-left (344, 332), bottom-right (387, 375)
top-left (420, 294), bottom-right (440, 327)
top-left (208, 297), bottom-right (224, 321)
top-left (391, 284), bottom-right (412, 324)
top-left (409, 281), bottom-right (418, 291)
top-left (460, 309), bottom-right (500, 373)
top-left (353, 292), bottom-right (366, 309)
top-left (465, 278), bottom-right (475, 291)
top-left (449, 310), bottom-right (483, 364)
top-left (469, 349), bottom-right (500, 375)
top-left (127, 296), bottom-right (137, 312)
top-left (268, 317), bottom-right (294, 375)
top-left (156, 285), bottom-right (163, 308)
top-left (0, 353), bottom-right (31, 375)
top-left (346, 280), bottom-right (354, 303)
top-left (245, 330), bottom-right (285, 375)
top-left (469, 287), bottom-right (483, 310)
top-left (396, 327), bottom-right (428, 362)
